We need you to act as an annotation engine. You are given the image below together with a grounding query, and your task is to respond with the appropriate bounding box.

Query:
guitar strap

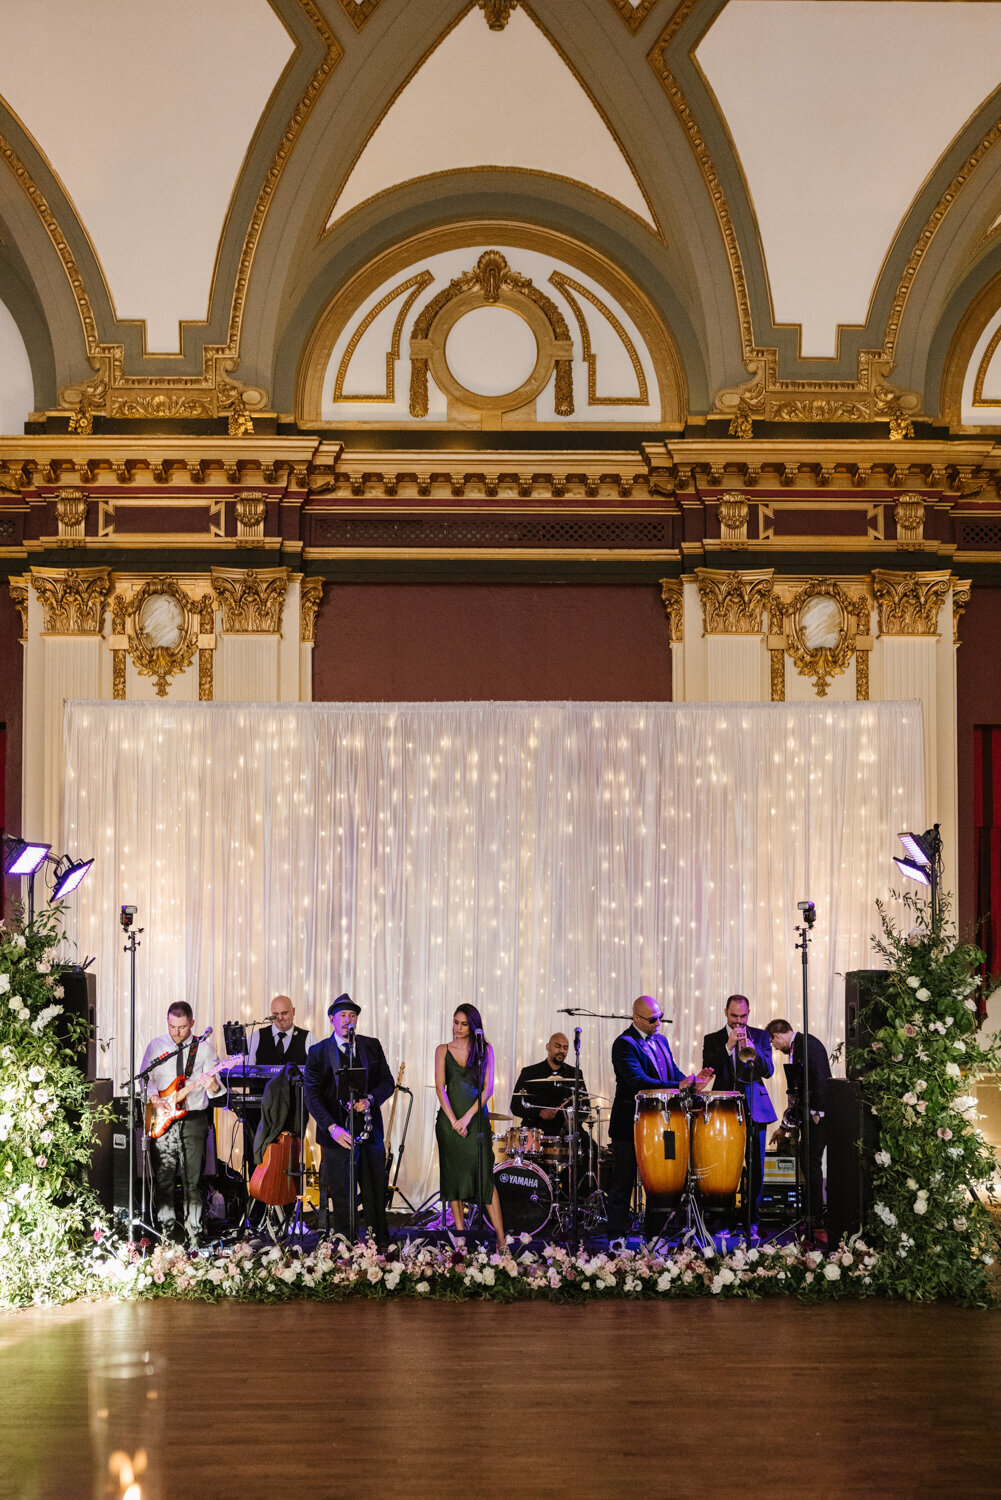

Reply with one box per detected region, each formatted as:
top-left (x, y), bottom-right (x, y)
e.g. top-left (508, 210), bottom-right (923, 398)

top-left (182, 1039), bottom-right (199, 1081)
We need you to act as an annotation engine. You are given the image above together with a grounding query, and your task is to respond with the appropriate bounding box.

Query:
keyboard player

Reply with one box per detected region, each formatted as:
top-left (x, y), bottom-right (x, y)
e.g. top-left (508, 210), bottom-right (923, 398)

top-left (248, 994), bottom-right (318, 1068)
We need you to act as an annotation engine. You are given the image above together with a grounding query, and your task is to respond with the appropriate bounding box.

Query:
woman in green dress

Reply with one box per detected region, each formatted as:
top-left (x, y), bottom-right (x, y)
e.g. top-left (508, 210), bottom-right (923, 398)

top-left (434, 1004), bottom-right (506, 1249)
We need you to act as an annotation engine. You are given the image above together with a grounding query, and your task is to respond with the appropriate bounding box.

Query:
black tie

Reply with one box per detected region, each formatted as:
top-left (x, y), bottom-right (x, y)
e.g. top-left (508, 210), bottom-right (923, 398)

top-left (175, 1044), bottom-right (185, 1077)
top-left (278, 1033), bottom-right (287, 1055)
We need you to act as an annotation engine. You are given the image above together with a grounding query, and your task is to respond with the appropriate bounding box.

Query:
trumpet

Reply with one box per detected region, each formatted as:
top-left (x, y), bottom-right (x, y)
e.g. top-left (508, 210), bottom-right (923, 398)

top-left (735, 1026), bottom-right (756, 1064)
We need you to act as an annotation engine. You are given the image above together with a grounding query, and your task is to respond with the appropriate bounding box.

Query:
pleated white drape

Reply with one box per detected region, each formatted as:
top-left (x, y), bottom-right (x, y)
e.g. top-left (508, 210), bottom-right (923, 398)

top-left (62, 700), bottom-right (924, 1200)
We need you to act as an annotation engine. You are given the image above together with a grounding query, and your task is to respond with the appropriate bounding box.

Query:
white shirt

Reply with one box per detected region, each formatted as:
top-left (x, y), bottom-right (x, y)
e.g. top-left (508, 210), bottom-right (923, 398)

top-left (139, 1032), bottom-right (224, 1110)
top-left (247, 1024), bottom-right (319, 1063)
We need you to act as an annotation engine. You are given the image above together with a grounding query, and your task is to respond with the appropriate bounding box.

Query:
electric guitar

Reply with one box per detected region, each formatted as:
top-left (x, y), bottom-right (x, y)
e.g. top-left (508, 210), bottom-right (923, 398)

top-left (145, 1063), bottom-right (222, 1139)
top-left (384, 1062), bottom-right (406, 1205)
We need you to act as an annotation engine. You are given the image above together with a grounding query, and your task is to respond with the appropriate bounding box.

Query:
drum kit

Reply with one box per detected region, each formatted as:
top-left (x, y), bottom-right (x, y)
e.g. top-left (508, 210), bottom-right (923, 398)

top-left (633, 1086), bottom-right (746, 1248)
top-left (491, 1078), bottom-right (605, 1238)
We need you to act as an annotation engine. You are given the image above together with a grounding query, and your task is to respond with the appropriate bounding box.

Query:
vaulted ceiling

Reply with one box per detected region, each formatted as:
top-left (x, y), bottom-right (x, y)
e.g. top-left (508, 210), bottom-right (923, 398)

top-left (2, 0), bottom-right (1001, 435)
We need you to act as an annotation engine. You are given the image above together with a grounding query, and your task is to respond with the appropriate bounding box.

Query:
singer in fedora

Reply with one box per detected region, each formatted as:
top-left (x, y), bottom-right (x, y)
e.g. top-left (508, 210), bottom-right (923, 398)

top-left (303, 993), bottom-right (395, 1247)
top-left (139, 1001), bottom-right (225, 1249)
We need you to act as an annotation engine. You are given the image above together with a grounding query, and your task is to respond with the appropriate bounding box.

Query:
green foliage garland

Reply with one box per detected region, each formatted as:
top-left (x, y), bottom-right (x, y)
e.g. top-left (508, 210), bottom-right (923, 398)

top-left (853, 892), bottom-right (1001, 1305)
top-left (0, 905), bottom-right (109, 1307)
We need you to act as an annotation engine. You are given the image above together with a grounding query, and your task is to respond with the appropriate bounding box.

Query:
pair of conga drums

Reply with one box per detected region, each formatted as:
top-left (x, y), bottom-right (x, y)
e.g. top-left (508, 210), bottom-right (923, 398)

top-left (634, 1089), bottom-right (746, 1207)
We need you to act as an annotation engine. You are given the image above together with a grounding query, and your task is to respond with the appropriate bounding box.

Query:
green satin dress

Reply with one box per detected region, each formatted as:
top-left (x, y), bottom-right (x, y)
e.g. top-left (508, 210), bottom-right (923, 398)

top-left (436, 1046), bottom-right (495, 1207)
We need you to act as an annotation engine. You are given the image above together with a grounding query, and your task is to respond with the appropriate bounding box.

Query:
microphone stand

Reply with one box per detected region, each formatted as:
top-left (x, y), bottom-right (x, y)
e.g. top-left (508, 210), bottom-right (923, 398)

top-left (733, 1042), bottom-right (755, 1246)
top-left (122, 911), bottom-right (156, 1243)
top-left (795, 903), bottom-right (816, 1239)
top-left (473, 1030), bottom-right (487, 1246)
top-left (347, 1025), bottom-right (358, 1244)
top-left (569, 1026), bottom-right (582, 1254)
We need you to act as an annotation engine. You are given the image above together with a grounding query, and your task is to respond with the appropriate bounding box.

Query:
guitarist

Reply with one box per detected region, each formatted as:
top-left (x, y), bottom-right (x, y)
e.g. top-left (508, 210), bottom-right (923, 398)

top-left (139, 1002), bottom-right (225, 1249)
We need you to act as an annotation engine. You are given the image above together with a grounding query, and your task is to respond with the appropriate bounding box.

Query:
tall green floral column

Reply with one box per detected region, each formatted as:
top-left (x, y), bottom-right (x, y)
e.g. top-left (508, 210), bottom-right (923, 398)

top-left (853, 894), bottom-right (1001, 1305)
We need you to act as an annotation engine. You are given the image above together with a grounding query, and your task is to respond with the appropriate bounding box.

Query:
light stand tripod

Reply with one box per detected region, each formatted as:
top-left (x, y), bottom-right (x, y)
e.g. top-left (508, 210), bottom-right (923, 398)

top-left (121, 904), bottom-right (156, 1242)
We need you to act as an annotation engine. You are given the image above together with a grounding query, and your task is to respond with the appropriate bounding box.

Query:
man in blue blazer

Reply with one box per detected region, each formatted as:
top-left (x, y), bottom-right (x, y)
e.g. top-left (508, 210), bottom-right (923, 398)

top-left (304, 993), bottom-right (395, 1248)
top-left (607, 995), bottom-right (708, 1240)
top-left (701, 993), bottom-right (777, 1222)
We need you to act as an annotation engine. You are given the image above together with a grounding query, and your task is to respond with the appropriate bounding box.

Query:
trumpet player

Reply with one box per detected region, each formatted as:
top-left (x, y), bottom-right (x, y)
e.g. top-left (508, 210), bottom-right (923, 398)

top-left (702, 994), bottom-right (777, 1224)
top-left (303, 993), bottom-right (395, 1248)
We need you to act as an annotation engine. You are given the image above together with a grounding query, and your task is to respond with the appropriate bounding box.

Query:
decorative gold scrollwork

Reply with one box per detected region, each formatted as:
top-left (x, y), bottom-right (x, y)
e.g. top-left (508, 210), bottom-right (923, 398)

top-left (478, 0), bottom-right (518, 28)
top-left (54, 490), bottom-right (88, 547)
top-left (30, 567), bottom-right (110, 635)
top-left (695, 568), bottom-right (772, 635)
top-left (659, 578), bottom-right (683, 644)
top-left (212, 567), bottom-right (289, 634)
top-left (9, 582), bottom-right (28, 643)
top-left (717, 492), bottom-right (749, 549)
top-left (234, 492), bottom-right (268, 547)
top-left (872, 570), bottom-right (951, 637)
top-left (301, 578), bottom-right (324, 644)
top-left (781, 579), bottom-right (859, 698)
top-left (894, 494), bottom-right (926, 549)
top-left (952, 580), bottom-right (971, 646)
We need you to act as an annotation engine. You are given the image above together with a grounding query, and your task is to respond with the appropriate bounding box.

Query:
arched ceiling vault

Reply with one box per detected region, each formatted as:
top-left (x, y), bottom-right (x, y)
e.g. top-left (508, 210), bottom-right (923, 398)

top-left (1, 0), bottom-right (1001, 434)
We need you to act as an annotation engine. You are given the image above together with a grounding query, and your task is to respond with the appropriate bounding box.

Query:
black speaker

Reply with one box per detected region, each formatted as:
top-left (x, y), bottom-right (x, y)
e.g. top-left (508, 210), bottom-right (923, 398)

top-left (111, 1094), bottom-right (143, 1216)
top-left (55, 967), bottom-right (97, 1080)
top-left (844, 969), bottom-right (890, 1080)
top-left (824, 1077), bottom-right (878, 1243)
top-left (85, 1079), bottom-right (114, 1213)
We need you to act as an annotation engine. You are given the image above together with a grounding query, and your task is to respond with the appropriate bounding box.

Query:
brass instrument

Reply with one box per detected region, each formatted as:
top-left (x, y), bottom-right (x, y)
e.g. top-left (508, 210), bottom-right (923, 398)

top-left (736, 1026), bottom-right (756, 1065)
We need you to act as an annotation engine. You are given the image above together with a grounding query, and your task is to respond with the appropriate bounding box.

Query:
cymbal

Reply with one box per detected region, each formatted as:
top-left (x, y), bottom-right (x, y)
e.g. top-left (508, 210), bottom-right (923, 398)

top-left (489, 1111), bottom-right (514, 1122)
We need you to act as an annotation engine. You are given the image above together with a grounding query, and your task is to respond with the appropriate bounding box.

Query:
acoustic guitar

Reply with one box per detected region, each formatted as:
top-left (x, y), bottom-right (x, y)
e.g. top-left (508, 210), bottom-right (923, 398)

top-left (384, 1062), bottom-right (406, 1206)
top-left (249, 1131), bottom-right (301, 1207)
top-left (145, 1063), bottom-right (222, 1139)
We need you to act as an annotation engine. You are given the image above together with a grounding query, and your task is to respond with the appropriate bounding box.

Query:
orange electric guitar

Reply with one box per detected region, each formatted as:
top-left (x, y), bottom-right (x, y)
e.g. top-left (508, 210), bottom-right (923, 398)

top-left (145, 1063), bottom-right (222, 1139)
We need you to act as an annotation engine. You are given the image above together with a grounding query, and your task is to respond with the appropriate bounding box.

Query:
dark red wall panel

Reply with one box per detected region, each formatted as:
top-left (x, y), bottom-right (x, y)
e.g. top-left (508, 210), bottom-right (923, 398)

top-left (312, 583), bottom-right (672, 703)
top-left (957, 585), bottom-right (1001, 937)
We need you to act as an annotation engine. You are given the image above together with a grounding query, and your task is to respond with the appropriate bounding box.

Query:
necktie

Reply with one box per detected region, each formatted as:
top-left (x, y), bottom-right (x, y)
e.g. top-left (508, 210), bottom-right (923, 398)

top-left (278, 1033), bottom-right (287, 1055)
top-left (175, 1044), bottom-right (185, 1077)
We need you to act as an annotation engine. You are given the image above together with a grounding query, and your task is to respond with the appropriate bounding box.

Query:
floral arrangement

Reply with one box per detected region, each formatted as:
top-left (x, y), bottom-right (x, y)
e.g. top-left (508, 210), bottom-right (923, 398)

top-left (96, 1232), bottom-right (881, 1305)
top-left (853, 893), bottom-right (1001, 1304)
top-left (0, 905), bottom-right (110, 1309)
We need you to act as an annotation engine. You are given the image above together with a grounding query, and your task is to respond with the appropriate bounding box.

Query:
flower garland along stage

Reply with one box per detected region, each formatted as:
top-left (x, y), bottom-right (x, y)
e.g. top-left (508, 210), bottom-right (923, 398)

top-left (1, 895), bottom-right (999, 1310)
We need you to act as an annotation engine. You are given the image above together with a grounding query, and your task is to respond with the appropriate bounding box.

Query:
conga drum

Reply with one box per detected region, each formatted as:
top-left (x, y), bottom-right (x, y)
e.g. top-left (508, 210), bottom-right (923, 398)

top-left (691, 1091), bottom-right (746, 1206)
top-left (633, 1089), bottom-right (689, 1206)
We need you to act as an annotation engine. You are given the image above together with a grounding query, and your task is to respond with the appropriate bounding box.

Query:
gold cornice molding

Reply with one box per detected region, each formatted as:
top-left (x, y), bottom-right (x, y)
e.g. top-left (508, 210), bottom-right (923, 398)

top-left (30, 565), bottom-right (110, 635)
top-left (872, 569), bottom-right (952, 637)
top-left (695, 567), bottom-right (772, 635)
top-left (211, 566), bottom-right (290, 634)
top-left (300, 577), bottom-right (324, 643)
top-left (0, 436), bottom-right (319, 491)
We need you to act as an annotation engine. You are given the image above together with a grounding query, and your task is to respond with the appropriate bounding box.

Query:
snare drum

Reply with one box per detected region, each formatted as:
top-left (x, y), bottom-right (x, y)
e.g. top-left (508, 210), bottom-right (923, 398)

top-left (633, 1088), bottom-right (690, 1206)
top-left (691, 1091), bottom-right (746, 1206)
top-left (541, 1138), bottom-right (570, 1168)
top-left (493, 1160), bottom-right (554, 1237)
top-left (504, 1125), bottom-right (543, 1159)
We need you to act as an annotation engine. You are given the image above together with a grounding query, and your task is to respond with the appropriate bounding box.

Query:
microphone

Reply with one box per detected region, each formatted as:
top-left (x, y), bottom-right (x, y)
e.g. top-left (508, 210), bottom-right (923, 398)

top-left (574, 1026), bottom-right (582, 1042)
top-left (557, 1008), bottom-right (577, 1015)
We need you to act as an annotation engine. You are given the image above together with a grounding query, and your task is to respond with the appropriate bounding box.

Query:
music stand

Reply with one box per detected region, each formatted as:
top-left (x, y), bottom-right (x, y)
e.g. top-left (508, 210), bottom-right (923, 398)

top-left (336, 1062), bottom-right (368, 1243)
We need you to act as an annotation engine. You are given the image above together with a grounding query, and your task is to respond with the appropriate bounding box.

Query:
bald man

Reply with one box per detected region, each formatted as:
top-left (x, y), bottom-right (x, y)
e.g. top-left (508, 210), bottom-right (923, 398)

top-left (607, 996), bottom-right (709, 1242)
top-left (248, 995), bottom-right (318, 1067)
top-left (511, 1032), bottom-right (590, 1137)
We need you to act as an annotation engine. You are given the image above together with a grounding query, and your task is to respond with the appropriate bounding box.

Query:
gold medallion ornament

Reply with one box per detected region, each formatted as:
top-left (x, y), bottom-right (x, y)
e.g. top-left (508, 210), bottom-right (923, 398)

top-left (113, 577), bottom-right (204, 697)
top-left (776, 578), bottom-right (866, 698)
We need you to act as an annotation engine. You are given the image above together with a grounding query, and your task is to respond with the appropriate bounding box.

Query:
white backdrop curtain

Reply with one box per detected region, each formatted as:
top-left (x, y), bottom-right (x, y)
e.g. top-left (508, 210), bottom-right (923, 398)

top-left (61, 700), bottom-right (924, 1203)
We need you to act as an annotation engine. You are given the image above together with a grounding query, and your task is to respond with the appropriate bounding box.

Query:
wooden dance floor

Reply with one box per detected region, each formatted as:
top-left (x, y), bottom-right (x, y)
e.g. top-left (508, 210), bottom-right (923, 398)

top-left (3, 1298), bottom-right (999, 1499)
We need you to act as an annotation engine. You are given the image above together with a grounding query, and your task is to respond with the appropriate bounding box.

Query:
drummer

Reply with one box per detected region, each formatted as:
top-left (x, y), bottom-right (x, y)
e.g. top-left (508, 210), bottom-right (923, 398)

top-left (607, 995), bottom-right (713, 1245)
top-left (511, 1033), bottom-right (590, 1138)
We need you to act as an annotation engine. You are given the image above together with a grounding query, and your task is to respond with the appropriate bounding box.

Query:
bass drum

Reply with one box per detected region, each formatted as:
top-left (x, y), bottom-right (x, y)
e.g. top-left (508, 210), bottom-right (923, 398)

top-left (493, 1160), bottom-right (554, 1237)
top-left (691, 1091), bottom-right (746, 1206)
top-left (633, 1089), bottom-right (689, 1207)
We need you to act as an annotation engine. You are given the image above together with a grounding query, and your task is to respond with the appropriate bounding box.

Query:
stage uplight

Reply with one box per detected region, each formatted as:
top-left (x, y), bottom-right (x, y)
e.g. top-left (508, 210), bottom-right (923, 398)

top-left (51, 856), bottom-right (94, 900)
top-left (2, 837), bottom-right (50, 877)
top-left (893, 855), bottom-right (931, 887)
top-left (894, 826), bottom-right (942, 918)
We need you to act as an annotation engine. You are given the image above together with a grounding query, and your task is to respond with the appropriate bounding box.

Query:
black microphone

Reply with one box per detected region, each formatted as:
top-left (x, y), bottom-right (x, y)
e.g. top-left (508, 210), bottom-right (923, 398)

top-left (557, 1008), bottom-right (577, 1015)
top-left (198, 1026), bottom-right (213, 1041)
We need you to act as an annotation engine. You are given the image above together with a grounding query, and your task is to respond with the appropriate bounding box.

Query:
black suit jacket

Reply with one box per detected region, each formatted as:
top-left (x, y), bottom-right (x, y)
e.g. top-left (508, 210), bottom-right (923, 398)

top-left (609, 1026), bottom-right (684, 1141)
top-left (511, 1060), bottom-right (589, 1133)
top-left (702, 1024), bottom-right (777, 1125)
top-left (784, 1031), bottom-right (832, 1115)
top-left (304, 1034), bottom-right (394, 1149)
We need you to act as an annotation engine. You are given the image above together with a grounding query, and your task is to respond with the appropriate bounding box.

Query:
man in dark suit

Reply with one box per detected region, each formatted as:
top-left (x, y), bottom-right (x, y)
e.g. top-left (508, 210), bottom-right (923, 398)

top-left (511, 1032), bottom-right (590, 1137)
top-left (702, 994), bottom-right (777, 1225)
top-left (765, 1017), bottom-right (832, 1228)
top-left (303, 993), bottom-right (395, 1249)
top-left (607, 995), bottom-right (709, 1241)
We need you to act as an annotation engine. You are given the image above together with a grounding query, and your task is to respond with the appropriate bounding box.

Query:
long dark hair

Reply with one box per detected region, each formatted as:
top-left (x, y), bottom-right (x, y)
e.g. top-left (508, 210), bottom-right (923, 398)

top-left (454, 1004), bottom-right (487, 1076)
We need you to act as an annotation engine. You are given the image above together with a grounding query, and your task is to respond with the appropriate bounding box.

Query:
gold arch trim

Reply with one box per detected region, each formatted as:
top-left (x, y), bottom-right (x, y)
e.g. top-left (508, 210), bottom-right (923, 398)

top-left (549, 270), bottom-right (648, 405)
top-left (972, 314), bottom-right (1001, 407)
top-left (333, 271), bottom-right (434, 402)
top-left (607, 0), bottom-right (659, 34)
top-left (338, 0), bottom-right (383, 29)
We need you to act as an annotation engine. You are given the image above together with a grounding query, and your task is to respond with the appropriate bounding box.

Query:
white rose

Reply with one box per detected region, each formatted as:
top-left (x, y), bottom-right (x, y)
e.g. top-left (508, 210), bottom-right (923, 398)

top-left (915, 987), bottom-right (930, 1001)
top-left (823, 1263), bottom-right (841, 1280)
top-left (32, 1089), bottom-right (48, 1104)
top-left (27, 1065), bottom-right (44, 1083)
top-left (35, 960), bottom-right (50, 974)
top-left (913, 1199), bottom-right (928, 1215)
top-left (906, 976), bottom-right (921, 988)
top-left (875, 1150), bottom-right (891, 1167)
top-left (953, 1040), bottom-right (966, 1054)
top-left (11, 934), bottom-right (26, 950)
top-left (7, 996), bottom-right (20, 1011)
top-left (945, 1062), bottom-right (961, 1078)
top-left (0, 974), bottom-right (8, 993)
